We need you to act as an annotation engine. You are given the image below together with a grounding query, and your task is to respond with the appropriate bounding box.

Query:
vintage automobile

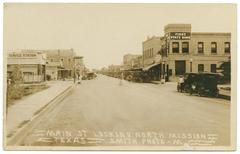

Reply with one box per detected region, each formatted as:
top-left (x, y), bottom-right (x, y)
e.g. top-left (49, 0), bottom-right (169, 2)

top-left (82, 72), bottom-right (97, 80)
top-left (177, 73), bottom-right (198, 93)
top-left (195, 72), bottom-right (220, 97)
top-left (177, 72), bottom-right (220, 97)
top-left (123, 70), bottom-right (151, 83)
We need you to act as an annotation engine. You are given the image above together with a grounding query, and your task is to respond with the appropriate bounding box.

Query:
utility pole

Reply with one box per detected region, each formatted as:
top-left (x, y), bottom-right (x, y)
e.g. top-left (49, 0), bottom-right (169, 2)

top-left (73, 57), bottom-right (76, 83)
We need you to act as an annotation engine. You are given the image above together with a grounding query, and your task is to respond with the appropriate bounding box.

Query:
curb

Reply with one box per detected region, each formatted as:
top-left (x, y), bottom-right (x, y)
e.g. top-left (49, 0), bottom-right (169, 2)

top-left (6, 84), bottom-right (74, 146)
top-left (218, 94), bottom-right (231, 100)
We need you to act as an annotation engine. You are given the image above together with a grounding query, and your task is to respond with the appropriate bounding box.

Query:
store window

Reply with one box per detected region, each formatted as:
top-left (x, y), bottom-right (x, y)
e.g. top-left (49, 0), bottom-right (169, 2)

top-left (211, 42), bottom-right (217, 53)
top-left (23, 72), bottom-right (34, 75)
top-left (172, 42), bottom-right (179, 53)
top-left (182, 42), bottom-right (189, 53)
top-left (198, 64), bottom-right (204, 72)
top-left (198, 42), bottom-right (204, 53)
top-left (225, 42), bottom-right (230, 53)
top-left (211, 64), bottom-right (217, 73)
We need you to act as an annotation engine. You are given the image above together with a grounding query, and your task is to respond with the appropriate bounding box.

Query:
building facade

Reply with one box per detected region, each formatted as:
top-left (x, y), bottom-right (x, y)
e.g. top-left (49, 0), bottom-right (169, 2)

top-left (141, 24), bottom-right (231, 81)
top-left (7, 51), bottom-right (46, 83)
top-left (132, 55), bottom-right (143, 69)
top-left (161, 24), bottom-right (231, 81)
top-left (142, 36), bottom-right (164, 81)
top-left (142, 36), bottom-right (162, 67)
top-left (8, 49), bottom-right (83, 81)
top-left (43, 49), bottom-right (76, 80)
top-left (74, 56), bottom-right (85, 78)
top-left (123, 54), bottom-right (141, 70)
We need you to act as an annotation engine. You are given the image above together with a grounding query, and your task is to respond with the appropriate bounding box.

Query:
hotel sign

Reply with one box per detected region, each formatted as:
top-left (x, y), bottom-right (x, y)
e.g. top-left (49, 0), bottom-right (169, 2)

top-left (169, 32), bottom-right (191, 40)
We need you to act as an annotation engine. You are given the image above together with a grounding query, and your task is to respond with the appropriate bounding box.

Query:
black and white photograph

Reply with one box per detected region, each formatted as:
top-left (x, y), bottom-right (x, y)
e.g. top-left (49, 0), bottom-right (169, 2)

top-left (3, 3), bottom-right (237, 150)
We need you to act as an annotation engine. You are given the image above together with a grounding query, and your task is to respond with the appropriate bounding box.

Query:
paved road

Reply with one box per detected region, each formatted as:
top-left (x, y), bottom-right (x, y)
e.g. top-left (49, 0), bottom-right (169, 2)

top-left (21, 75), bottom-right (230, 147)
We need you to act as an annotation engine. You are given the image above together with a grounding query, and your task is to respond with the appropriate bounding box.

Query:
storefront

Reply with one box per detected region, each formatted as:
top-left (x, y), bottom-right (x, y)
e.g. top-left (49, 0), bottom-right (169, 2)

top-left (7, 51), bottom-right (46, 83)
top-left (161, 24), bottom-right (231, 81)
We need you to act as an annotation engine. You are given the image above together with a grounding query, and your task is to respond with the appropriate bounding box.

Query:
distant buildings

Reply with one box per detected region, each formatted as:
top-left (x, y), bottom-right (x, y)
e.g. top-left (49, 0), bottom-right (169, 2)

top-left (42, 49), bottom-right (77, 80)
top-left (108, 64), bottom-right (122, 72)
top-left (123, 54), bottom-right (142, 70)
top-left (7, 49), bottom-right (84, 83)
top-left (104, 23), bottom-right (231, 82)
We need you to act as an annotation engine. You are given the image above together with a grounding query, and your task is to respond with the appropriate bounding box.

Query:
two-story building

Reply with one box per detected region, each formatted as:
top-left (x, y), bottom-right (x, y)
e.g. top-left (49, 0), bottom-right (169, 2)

top-left (142, 36), bottom-right (163, 81)
top-left (160, 24), bottom-right (231, 81)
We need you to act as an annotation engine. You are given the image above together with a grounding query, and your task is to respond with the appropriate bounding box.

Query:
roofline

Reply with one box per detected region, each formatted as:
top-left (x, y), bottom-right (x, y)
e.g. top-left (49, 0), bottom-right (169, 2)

top-left (191, 32), bottom-right (231, 36)
top-left (164, 24), bottom-right (191, 30)
top-left (143, 36), bottom-right (161, 43)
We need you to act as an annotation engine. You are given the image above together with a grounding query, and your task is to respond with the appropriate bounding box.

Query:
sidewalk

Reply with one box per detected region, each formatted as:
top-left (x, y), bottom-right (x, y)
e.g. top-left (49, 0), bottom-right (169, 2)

top-left (6, 80), bottom-right (74, 137)
top-left (151, 81), bottom-right (231, 99)
top-left (218, 84), bottom-right (231, 100)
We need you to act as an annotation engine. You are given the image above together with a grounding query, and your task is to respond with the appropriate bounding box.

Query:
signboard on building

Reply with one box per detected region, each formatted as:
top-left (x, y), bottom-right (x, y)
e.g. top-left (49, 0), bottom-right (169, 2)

top-left (8, 53), bottom-right (37, 58)
top-left (169, 32), bottom-right (191, 40)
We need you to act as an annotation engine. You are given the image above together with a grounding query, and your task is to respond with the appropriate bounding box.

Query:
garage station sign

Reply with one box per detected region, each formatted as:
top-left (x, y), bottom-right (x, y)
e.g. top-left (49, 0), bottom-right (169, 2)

top-left (169, 32), bottom-right (191, 40)
top-left (8, 53), bottom-right (37, 58)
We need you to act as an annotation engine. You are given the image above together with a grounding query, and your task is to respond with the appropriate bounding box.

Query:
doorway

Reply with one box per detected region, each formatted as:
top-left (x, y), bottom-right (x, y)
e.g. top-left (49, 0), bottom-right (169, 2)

top-left (175, 60), bottom-right (186, 75)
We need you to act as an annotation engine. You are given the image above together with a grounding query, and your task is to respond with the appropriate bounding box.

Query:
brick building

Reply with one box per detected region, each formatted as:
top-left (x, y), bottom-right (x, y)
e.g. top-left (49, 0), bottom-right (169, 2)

top-left (142, 24), bottom-right (231, 81)
top-left (43, 49), bottom-right (76, 80)
top-left (161, 24), bottom-right (230, 81)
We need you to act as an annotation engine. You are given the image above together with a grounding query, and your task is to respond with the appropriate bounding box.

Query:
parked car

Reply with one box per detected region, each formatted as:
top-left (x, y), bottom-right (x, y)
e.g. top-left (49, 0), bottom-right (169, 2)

top-left (194, 72), bottom-right (220, 97)
top-left (177, 72), bottom-right (220, 97)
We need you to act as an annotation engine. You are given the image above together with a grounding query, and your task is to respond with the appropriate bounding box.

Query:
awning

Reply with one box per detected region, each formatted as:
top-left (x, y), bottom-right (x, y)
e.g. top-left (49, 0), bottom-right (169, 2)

top-left (124, 68), bottom-right (143, 72)
top-left (143, 63), bottom-right (160, 71)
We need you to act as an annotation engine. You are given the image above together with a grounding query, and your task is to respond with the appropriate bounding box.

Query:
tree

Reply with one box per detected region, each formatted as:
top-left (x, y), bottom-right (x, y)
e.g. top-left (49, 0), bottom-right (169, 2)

top-left (10, 65), bottom-right (23, 84)
top-left (218, 57), bottom-right (231, 83)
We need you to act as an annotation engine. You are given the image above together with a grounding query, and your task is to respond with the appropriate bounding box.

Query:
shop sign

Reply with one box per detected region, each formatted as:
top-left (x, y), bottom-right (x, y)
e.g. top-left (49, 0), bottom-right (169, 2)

top-left (169, 32), bottom-right (191, 40)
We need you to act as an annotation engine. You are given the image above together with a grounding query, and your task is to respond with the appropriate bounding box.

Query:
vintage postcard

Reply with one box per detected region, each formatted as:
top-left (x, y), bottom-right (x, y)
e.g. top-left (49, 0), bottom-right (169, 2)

top-left (3, 3), bottom-right (237, 150)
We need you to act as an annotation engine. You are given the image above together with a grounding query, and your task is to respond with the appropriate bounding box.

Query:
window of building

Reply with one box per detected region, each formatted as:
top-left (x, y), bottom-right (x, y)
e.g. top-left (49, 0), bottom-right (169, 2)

top-left (211, 64), bottom-right (217, 73)
top-left (198, 42), bottom-right (204, 53)
top-left (198, 64), bottom-right (204, 72)
top-left (151, 48), bottom-right (154, 57)
top-left (23, 72), bottom-right (34, 75)
top-left (172, 42), bottom-right (179, 53)
top-left (211, 42), bottom-right (217, 54)
top-left (225, 42), bottom-right (230, 53)
top-left (182, 42), bottom-right (189, 53)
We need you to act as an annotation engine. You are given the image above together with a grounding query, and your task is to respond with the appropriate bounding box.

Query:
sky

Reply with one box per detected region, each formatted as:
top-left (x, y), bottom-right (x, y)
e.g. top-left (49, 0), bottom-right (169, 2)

top-left (4, 3), bottom-right (236, 69)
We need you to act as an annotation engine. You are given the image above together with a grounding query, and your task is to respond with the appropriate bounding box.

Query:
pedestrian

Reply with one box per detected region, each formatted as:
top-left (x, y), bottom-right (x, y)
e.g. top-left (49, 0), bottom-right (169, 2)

top-left (119, 72), bottom-right (124, 86)
top-left (179, 75), bottom-right (184, 92)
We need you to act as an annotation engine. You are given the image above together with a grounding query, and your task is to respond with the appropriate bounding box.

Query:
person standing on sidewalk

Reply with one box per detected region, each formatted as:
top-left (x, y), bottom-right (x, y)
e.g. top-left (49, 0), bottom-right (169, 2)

top-left (119, 72), bottom-right (124, 86)
top-left (178, 75), bottom-right (184, 92)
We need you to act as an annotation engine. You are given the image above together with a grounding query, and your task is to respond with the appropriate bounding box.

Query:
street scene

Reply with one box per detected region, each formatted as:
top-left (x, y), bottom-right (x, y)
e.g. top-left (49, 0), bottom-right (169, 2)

top-left (20, 75), bottom-right (230, 146)
top-left (4, 3), bottom-right (235, 150)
